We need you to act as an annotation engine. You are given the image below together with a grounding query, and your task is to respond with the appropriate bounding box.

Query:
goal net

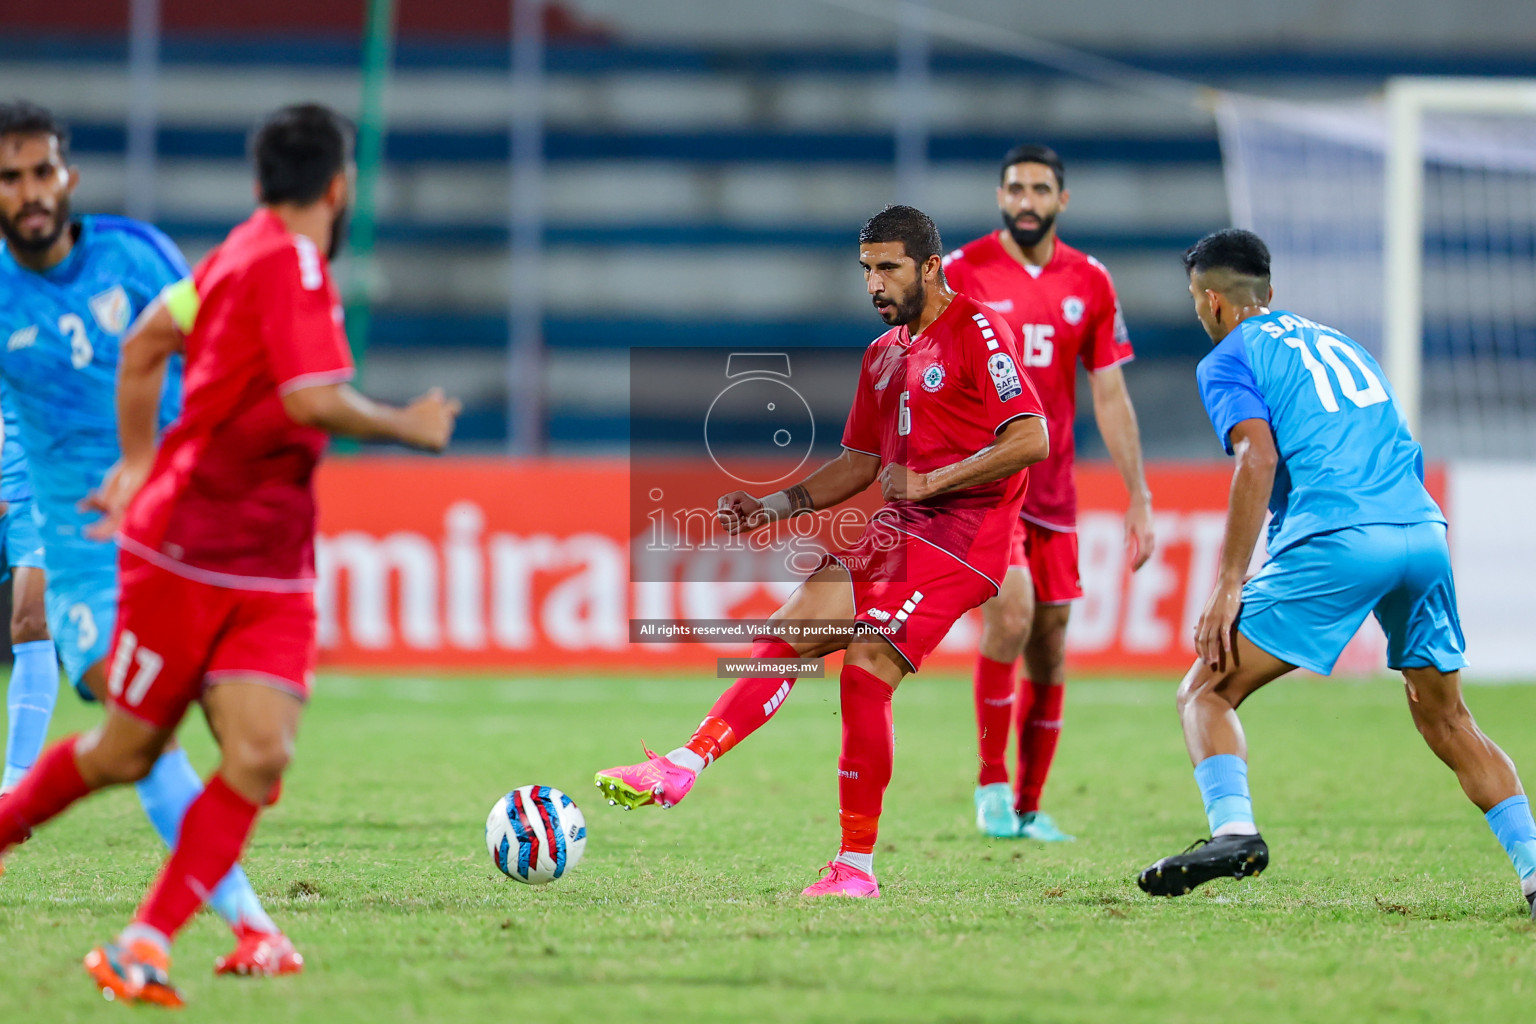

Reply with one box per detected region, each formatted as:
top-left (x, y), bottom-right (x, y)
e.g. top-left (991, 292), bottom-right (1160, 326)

top-left (1216, 80), bottom-right (1536, 460)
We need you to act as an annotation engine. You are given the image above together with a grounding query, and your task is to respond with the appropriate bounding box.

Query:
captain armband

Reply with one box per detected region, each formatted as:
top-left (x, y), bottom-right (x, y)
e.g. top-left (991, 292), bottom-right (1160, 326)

top-left (161, 278), bottom-right (201, 334)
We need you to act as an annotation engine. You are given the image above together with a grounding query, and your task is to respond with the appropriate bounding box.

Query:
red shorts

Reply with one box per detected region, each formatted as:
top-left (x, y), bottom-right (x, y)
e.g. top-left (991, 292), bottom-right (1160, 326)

top-left (1008, 519), bottom-right (1083, 604)
top-left (105, 552), bottom-right (317, 729)
top-left (825, 522), bottom-right (998, 672)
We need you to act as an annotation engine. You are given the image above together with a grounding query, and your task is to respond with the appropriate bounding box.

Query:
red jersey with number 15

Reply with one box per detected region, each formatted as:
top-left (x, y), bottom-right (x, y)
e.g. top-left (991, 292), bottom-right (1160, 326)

top-left (841, 291), bottom-right (1046, 587)
top-left (119, 208), bottom-right (354, 591)
top-left (942, 234), bottom-right (1133, 531)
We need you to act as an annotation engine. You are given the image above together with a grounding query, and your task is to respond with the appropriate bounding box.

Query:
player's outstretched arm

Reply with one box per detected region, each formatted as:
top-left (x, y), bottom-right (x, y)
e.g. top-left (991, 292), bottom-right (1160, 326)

top-left (84, 296), bottom-right (186, 538)
top-left (717, 448), bottom-right (882, 534)
top-left (118, 296), bottom-right (184, 467)
top-left (281, 382), bottom-right (461, 452)
top-left (880, 415), bottom-right (1047, 502)
top-left (1089, 365), bottom-right (1155, 569)
top-left (1194, 418), bottom-right (1277, 672)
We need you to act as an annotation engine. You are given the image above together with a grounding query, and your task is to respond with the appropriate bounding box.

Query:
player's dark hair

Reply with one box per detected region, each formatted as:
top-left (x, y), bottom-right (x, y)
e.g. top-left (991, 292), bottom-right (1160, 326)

top-left (250, 103), bottom-right (355, 206)
top-left (1183, 228), bottom-right (1272, 281)
top-left (999, 144), bottom-right (1064, 188)
top-left (0, 100), bottom-right (69, 158)
top-left (858, 204), bottom-right (943, 265)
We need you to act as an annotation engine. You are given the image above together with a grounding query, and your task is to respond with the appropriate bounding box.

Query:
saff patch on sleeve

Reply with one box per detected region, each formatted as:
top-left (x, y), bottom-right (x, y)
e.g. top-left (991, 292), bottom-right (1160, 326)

top-left (987, 352), bottom-right (1023, 402)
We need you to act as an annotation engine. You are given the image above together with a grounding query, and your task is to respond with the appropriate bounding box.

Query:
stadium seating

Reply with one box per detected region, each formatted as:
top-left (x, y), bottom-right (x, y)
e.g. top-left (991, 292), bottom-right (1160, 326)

top-left (0, 35), bottom-right (1531, 451)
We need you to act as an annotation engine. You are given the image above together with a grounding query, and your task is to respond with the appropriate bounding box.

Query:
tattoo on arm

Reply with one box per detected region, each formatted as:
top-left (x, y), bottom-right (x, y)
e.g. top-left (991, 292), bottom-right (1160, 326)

top-left (785, 483), bottom-right (813, 516)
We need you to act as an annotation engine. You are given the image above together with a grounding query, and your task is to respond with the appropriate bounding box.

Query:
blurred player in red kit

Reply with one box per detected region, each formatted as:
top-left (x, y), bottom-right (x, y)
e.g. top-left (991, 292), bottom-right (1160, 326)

top-left (0, 104), bottom-right (459, 1006)
top-left (943, 145), bottom-right (1155, 841)
top-left (596, 205), bottom-right (1049, 897)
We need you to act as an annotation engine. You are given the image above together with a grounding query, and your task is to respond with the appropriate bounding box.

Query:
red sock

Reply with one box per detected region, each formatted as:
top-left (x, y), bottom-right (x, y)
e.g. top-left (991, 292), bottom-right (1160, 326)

top-left (0, 736), bottom-right (92, 853)
top-left (1015, 682), bottom-right (1065, 814)
top-left (685, 637), bottom-right (799, 765)
top-left (973, 655), bottom-right (1015, 786)
top-left (836, 664), bottom-right (895, 855)
top-left (1009, 674), bottom-right (1036, 797)
top-left (135, 774), bottom-right (260, 941)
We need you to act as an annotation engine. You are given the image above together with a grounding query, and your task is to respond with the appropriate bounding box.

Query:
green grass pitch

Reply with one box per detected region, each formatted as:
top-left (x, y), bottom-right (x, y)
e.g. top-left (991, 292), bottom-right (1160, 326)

top-left (3, 670), bottom-right (1535, 1023)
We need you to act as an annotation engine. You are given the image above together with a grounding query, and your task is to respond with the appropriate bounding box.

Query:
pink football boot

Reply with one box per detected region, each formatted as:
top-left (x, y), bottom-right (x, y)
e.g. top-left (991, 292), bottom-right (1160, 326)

top-left (594, 746), bottom-right (697, 810)
top-left (800, 860), bottom-right (881, 898)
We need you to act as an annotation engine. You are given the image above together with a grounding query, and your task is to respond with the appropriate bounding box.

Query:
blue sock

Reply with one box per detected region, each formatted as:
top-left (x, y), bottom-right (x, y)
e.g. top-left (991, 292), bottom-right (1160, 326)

top-left (4, 640), bottom-right (60, 790)
top-left (1193, 754), bottom-right (1258, 837)
top-left (135, 748), bottom-right (278, 934)
top-left (1485, 795), bottom-right (1536, 892)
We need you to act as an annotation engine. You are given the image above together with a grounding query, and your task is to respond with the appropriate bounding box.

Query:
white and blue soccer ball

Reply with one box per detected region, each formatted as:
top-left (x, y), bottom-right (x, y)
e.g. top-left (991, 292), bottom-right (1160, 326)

top-left (485, 785), bottom-right (587, 884)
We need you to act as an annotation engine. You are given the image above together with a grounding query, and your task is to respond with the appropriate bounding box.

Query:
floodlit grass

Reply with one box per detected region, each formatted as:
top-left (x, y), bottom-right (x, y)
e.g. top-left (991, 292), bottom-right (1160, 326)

top-left (3, 670), bottom-right (1535, 1023)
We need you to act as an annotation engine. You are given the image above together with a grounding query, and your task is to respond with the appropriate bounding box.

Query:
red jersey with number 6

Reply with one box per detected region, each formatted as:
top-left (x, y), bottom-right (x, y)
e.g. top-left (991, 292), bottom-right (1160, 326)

top-left (942, 233), bottom-right (1133, 532)
top-left (119, 208), bottom-right (354, 591)
top-left (841, 291), bottom-right (1046, 587)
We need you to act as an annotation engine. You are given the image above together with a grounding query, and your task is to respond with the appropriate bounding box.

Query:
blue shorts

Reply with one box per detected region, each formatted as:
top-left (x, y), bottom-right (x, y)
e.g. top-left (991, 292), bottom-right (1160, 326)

top-left (1238, 521), bottom-right (1467, 676)
top-left (1, 499), bottom-right (46, 579)
top-left (43, 549), bottom-right (118, 701)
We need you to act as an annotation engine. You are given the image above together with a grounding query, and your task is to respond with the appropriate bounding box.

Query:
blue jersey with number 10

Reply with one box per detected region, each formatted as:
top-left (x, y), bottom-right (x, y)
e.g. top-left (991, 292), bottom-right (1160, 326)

top-left (0, 215), bottom-right (185, 565)
top-left (1196, 308), bottom-right (1444, 558)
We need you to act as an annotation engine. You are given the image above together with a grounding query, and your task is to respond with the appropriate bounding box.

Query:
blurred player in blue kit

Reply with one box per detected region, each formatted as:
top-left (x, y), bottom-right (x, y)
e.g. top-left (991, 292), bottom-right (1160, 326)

top-left (1, 398), bottom-right (56, 796)
top-left (1137, 229), bottom-right (1536, 919)
top-left (0, 101), bottom-right (301, 973)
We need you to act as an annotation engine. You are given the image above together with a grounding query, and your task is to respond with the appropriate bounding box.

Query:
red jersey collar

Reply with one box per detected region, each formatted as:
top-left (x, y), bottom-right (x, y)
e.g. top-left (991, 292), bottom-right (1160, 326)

top-left (905, 291), bottom-right (960, 344)
top-left (250, 207), bottom-right (325, 253)
top-left (990, 230), bottom-right (1062, 276)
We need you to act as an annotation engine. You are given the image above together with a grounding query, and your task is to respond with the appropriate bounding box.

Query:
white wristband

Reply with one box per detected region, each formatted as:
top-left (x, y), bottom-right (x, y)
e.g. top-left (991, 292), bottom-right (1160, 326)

top-left (759, 491), bottom-right (792, 520)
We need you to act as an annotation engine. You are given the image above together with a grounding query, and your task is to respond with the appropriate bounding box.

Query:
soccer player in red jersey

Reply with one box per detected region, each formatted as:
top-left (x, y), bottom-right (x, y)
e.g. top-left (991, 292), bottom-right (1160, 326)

top-left (942, 145), bottom-right (1156, 842)
top-left (596, 205), bottom-right (1048, 897)
top-left (0, 104), bottom-right (459, 1006)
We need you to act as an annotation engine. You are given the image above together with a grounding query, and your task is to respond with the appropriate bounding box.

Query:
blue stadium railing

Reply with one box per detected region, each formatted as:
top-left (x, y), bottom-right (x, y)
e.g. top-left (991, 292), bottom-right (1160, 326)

top-left (65, 123), bottom-right (1224, 165)
top-left (6, 37), bottom-right (1536, 78)
top-left (366, 313), bottom-right (1207, 357)
top-left (155, 220), bottom-right (1218, 255)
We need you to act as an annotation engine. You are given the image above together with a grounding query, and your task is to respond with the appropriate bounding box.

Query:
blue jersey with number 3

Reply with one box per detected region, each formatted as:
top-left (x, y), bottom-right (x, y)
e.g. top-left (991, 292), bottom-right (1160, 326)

top-left (1196, 308), bottom-right (1444, 557)
top-left (0, 215), bottom-right (185, 564)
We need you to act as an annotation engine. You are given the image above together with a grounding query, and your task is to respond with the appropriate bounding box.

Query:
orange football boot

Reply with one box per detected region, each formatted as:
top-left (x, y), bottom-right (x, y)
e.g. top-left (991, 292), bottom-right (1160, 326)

top-left (84, 938), bottom-right (184, 1007)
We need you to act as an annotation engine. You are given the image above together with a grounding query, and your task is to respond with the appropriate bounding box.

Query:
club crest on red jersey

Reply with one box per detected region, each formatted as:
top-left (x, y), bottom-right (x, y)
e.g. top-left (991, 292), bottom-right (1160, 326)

top-left (1061, 296), bottom-right (1086, 326)
top-left (920, 362), bottom-right (945, 392)
top-left (987, 352), bottom-right (1023, 402)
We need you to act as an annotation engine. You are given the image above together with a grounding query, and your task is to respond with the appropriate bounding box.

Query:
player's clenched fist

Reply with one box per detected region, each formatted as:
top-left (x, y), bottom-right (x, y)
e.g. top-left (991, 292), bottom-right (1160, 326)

top-left (879, 463), bottom-right (930, 502)
top-left (716, 490), bottom-right (765, 535)
top-left (400, 387), bottom-right (462, 452)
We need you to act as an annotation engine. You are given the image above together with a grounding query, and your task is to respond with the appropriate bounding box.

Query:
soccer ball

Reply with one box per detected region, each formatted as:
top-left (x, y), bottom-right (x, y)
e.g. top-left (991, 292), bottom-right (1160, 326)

top-left (485, 785), bottom-right (587, 884)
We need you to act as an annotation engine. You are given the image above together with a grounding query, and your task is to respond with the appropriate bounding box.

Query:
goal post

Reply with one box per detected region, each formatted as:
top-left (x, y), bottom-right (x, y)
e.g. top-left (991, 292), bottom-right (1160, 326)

top-left (1217, 78), bottom-right (1536, 460)
top-left (1383, 77), bottom-right (1536, 439)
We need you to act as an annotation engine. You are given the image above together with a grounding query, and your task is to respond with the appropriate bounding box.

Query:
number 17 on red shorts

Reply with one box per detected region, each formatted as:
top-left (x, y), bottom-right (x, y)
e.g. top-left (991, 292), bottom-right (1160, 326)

top-left (106, 552), bottom-right (317, 729)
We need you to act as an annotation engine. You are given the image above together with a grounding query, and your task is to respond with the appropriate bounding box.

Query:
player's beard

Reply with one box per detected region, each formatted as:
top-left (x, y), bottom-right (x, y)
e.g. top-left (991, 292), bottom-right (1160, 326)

top-left (875, 280), bottom-right (926, 327)
top-left (1002, 208), bottom-right (1055, 251)
top-left (0, 194), bottom-right (70, 256)
top-left (327, 203), bottom-right (351, 262)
